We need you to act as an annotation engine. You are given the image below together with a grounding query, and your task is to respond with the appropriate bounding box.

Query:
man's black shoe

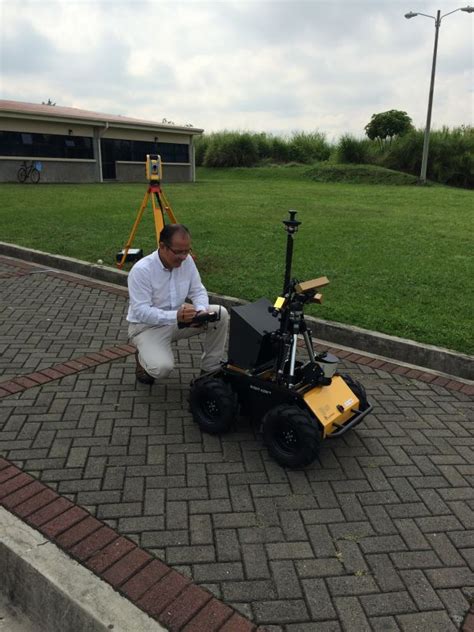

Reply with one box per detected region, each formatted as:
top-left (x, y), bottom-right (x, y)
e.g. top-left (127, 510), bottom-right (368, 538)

top-left (135, 352), bottom-right (155, 385)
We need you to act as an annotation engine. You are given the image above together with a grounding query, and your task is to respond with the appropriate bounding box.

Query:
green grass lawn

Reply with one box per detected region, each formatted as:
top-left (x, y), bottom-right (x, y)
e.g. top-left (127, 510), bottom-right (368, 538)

top-left (0, 166), bottom-right (472, 354)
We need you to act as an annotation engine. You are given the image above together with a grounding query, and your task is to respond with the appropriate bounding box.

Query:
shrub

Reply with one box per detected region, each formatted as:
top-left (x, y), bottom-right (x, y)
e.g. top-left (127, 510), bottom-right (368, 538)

top-left (427, 126), bottom-right (473, 188)
top-left (381, 129), bottom-right (423, 175)
top-left (269, 136), bottom-right (291, 163)
top-left (287, 131), bottom-right (331, 163)
top-left (336, 135), bottom-right (372, 164)
top-left (194, 135), bottom-right (210, 167)
top-left (203, 131), bottom-right (259, 168)
top-left (254, 133), bottom-right (273, 160)
top-left (381, 126), bottom-right (473, 188)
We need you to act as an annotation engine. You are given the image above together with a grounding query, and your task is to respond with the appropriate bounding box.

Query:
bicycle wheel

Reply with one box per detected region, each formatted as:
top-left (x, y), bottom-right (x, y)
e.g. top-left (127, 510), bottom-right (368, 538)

top-left (30, 168), bottom-right (40, 184)
top-left (17, 167), bottom-right (27, 183)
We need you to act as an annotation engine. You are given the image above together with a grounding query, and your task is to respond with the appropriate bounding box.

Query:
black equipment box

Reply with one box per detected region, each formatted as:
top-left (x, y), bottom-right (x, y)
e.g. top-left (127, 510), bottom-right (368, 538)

top-left (228, 298), bottom-right (280, 371)
top-left (115, 248), bottom-right (143, 263)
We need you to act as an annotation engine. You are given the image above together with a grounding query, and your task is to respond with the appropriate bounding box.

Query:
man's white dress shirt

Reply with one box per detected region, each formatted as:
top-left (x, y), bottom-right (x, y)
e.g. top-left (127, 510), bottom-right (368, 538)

top-left (127, 250), bottom-right (209, 327)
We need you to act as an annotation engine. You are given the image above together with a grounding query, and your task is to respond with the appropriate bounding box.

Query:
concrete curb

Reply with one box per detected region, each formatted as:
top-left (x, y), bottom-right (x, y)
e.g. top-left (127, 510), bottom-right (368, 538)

top-left (0, 458), bottom-right (265, 632)
top-left (0, 241), bottom-right (472, 381)
top-left (0, 507), bottom-right (166, 632)
top-left (0, 242), bottom-right (129, 287)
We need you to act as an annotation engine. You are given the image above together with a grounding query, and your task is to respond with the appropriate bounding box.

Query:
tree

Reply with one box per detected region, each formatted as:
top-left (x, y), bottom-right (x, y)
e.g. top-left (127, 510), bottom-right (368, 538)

top-left (365, 110), bottom-right (413, 147)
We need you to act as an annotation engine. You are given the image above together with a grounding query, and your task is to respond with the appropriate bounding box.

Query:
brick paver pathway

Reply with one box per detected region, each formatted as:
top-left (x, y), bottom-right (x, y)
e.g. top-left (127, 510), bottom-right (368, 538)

top-left (1, 256), bottom-right (473, 632)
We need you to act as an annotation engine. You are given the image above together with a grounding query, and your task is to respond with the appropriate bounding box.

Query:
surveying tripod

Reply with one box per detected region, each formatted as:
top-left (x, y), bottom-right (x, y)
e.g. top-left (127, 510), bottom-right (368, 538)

top-left (116, 155), bottom-right (179, 269)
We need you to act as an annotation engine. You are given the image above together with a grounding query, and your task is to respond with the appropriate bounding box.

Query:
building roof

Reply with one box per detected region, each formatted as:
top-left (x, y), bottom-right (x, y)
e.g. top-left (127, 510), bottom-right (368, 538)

top-left (0, 100), bottom-right (203, 134)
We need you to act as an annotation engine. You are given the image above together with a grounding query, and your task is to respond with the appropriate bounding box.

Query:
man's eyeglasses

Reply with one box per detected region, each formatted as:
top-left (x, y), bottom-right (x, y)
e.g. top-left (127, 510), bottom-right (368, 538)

top-left (166, 245), bottom-right (191, 256)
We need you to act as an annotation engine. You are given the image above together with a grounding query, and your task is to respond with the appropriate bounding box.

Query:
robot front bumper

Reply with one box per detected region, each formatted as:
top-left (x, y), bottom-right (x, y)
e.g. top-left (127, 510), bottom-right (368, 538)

top-left (303, 375), bottom-right (373, 438)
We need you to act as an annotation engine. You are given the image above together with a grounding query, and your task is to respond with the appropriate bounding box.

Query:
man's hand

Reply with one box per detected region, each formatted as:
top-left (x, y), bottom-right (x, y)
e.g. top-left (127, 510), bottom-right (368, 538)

top-left (177, 304), bottom-right (197, 324)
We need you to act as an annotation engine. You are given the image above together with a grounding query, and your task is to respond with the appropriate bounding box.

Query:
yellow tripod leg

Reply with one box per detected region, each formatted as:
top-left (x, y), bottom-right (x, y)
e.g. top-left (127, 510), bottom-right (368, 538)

top-left (117, 190), bottom-right (150, 269)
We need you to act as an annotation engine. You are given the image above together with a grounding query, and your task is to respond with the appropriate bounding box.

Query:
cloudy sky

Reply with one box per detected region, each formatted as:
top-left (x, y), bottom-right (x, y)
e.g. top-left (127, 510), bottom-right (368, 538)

top-left (1, 0), bottom-right (472, 140)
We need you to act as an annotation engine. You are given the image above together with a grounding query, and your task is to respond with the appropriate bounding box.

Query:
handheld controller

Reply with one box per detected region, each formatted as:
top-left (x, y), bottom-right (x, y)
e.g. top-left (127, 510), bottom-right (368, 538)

top-left (178, 310), bottom-right (219, 329)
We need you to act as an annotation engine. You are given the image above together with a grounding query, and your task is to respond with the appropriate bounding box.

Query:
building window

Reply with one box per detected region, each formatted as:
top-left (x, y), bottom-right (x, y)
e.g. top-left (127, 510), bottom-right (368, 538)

top-left (157, 142), bottom-right (189, 163)
top-left (0, 131), bottom-right (94, 159)
top-left (101, 138), bottom-right (189, 164)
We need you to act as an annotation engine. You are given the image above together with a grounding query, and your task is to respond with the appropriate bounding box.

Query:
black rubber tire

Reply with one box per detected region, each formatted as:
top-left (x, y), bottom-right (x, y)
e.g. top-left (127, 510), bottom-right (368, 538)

top-left (189, 377), bottom-right (237, 434)
top-left (262, 404), bottom-right (322, 468)
top-left (340, 374), bottom-right (368, 410)
top-left (17, 167), bottom-right (27, 183)
top-left (30, 168), bottom-right (40, 184)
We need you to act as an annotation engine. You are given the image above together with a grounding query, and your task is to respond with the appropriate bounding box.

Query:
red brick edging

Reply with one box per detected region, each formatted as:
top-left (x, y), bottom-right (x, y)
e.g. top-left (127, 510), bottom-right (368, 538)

top-left (0, 344), bottom-right (136, 399)
top-left (0, 457), bottom-right (266, 632)
top-left (463, 604), bottom-right (474, 632)
top-left (0, 339), bottom-right (471, 402)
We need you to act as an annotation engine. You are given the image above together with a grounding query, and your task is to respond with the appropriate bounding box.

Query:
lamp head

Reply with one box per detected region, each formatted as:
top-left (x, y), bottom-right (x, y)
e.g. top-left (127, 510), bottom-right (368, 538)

top-left (405, 11), bottom-right (418, 18)
top-left (460, 6), bottom-right (474, 12)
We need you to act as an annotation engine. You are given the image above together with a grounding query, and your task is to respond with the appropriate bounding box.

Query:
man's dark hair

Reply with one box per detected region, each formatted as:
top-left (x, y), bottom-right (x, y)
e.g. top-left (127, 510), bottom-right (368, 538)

top-left (159, 224), bottom-right (191, 246)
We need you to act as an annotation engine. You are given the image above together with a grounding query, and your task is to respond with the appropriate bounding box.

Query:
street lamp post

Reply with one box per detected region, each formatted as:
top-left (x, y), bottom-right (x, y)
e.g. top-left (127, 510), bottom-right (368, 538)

top-left (405, 6), bottom-right (474, 184)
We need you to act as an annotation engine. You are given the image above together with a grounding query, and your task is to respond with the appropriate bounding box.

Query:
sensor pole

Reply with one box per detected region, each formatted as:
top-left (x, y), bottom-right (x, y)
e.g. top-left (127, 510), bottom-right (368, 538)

top-left (274, 210), bottom-right (302, 386)
top-left (282, 210), bottom-right (301, 294)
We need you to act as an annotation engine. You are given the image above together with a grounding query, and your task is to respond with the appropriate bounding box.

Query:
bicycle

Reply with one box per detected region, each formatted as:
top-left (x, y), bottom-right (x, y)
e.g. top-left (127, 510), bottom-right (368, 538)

top-left (17, 160), bottom-right (41, 184)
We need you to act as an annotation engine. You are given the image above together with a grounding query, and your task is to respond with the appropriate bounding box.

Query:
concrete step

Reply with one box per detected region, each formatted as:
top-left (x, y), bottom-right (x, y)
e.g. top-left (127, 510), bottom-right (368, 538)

top-left (0, 508), bottom-right (166, 632)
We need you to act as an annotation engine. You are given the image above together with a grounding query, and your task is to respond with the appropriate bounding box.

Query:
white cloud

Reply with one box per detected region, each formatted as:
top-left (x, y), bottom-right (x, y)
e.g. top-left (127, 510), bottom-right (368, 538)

top-left (1, 0), bottom-right (472, 138)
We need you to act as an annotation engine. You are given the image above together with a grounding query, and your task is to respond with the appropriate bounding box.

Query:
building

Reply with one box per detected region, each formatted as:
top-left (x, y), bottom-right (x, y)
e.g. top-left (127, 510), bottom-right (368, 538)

top-left (0, 100), bottom-right (203, 184)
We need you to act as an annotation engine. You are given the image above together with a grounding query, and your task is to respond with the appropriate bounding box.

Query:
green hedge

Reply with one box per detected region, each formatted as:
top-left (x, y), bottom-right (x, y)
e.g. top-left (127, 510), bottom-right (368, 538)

top-left (195, 130), bottom-right (330, 168)
top-left (336, 134), bottom-right (373, 164)
top-left (381, 127), bottom-right (473, 188)
top-left (193, 126), bottom-right (473, 188)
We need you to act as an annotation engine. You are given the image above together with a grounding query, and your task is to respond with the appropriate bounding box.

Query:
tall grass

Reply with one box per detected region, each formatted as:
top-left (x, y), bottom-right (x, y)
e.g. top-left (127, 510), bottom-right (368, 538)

top-left (194, 126), bottom-right (473, 188)
top-left (381, 126), bottom-right (474, 188)
top-left (201, 132), bottom-right (259, 168)
top-left (287, 131), bottom-right (331, 163)
top-left (336, 134), bottom-right (373, 164)
top-left (195, 130), bottom-right (331, 168)
top-left (334, 126), bottom-right (473, 188)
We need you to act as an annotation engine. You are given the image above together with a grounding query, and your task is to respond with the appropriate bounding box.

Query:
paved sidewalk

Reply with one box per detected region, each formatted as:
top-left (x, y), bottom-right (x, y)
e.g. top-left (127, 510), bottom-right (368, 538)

top-left (0, 255), bottom-right (473, 632)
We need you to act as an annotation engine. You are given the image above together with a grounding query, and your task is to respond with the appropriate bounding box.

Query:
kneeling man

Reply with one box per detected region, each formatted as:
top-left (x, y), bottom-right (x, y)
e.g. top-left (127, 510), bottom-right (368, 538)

top-left (127, 224), bottom-right (229, 384)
